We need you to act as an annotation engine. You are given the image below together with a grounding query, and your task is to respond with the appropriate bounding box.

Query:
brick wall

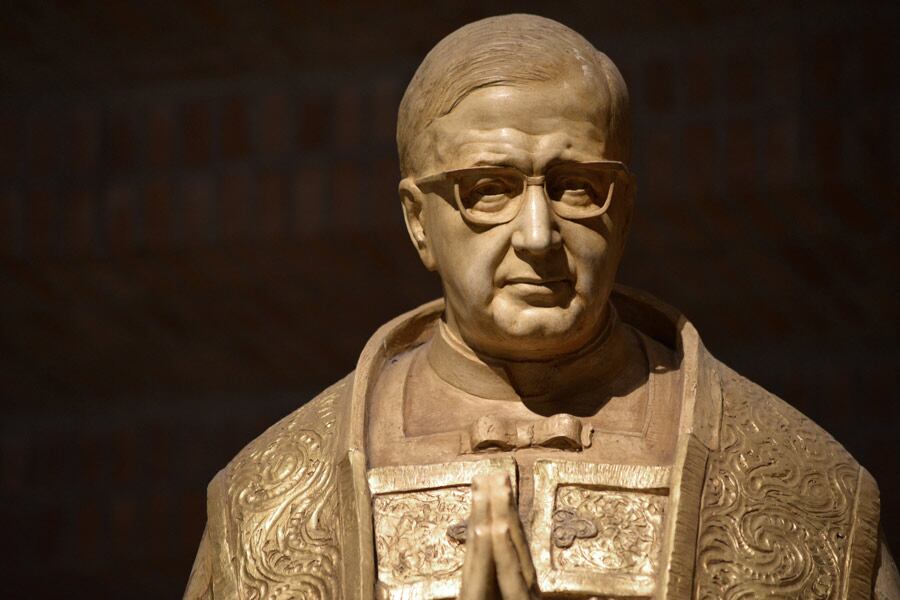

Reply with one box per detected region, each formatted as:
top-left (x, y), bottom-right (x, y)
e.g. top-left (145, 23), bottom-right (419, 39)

top-left (1, 3), bottom-right (898, 597)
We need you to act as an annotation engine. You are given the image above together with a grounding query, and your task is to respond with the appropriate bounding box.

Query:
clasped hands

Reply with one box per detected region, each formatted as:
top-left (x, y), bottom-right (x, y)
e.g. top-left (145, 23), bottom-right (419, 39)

top-left (459, 473), bottom-right (541, 600)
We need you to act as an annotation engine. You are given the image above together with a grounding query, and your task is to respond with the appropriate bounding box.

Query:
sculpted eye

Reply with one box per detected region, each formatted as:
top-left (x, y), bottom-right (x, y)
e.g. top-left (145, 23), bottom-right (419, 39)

top-left (550, 177), bottom-right (597, 206)
top-left (461, 177), bottom-right (518, 213)
top-left (470, 178), bottom-right (514, 198)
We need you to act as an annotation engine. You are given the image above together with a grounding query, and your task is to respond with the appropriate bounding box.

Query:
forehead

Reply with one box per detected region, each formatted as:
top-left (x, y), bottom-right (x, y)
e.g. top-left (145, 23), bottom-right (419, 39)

top-left (421, 76), bottom-right (612, 174)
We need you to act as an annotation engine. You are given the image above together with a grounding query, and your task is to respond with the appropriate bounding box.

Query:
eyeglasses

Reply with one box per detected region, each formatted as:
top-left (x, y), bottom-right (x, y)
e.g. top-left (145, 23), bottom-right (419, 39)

top-left (415, 161), bottom-right (631, 226)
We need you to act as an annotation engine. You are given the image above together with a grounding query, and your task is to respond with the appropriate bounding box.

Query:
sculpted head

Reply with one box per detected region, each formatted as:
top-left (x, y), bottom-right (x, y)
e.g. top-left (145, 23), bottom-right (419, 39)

top-left (397, 14), bottom-right (634, 361)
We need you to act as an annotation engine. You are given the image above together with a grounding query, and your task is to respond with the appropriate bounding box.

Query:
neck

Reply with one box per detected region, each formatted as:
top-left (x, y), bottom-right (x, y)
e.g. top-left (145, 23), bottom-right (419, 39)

top-left (427, 305), bottom-right (640, 413)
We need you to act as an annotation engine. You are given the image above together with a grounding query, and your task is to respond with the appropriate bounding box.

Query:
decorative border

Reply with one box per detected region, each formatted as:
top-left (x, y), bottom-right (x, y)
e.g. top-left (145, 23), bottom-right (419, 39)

top-left (842, 467), bottom-right (881, 600)
top-left (656, 434), bottom-right (709, 599)
top-left (530, 459), bottom-right (671, 597)
top-left (367, 457), bottom-right (517, 600)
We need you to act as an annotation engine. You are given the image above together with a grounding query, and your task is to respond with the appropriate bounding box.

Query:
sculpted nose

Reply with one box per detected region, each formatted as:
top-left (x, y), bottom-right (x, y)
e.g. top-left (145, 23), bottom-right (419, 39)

top-left (511, 184), bottom-right (561, 254)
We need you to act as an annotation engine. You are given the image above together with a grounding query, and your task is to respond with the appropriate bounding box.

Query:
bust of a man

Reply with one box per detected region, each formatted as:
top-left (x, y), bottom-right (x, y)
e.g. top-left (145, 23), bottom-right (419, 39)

top-left (185, 14), bottom-right (898, 600)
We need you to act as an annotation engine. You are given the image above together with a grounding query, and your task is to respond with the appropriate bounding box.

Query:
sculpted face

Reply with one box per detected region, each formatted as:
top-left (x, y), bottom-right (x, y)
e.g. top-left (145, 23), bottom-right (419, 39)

top-left (401, 71), bottom-right (633, 361)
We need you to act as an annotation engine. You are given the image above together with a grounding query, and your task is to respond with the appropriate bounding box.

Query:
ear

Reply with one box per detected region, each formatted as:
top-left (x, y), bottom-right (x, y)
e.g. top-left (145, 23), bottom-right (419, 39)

top-left (399, 177), bottom-right (437, 271)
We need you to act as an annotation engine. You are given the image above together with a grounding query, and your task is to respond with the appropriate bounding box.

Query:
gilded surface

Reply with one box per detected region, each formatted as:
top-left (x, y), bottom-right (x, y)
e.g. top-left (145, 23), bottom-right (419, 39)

top-left (553, 486), bottom-right (664, 575)
top-left (372, 486), bottom-right (470, 585)
top-left (184, 528), bottom-right (213, 600)
top-left (225, 381), bottom-right (344, 600)
top-left (529, 460), bottom-right (670, 597)
top-left (695, 370), bottom-right (859, 600)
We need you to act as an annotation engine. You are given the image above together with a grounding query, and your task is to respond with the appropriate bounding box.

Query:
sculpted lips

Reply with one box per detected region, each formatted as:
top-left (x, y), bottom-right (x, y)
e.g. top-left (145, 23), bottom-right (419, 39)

top-left (503, 276), bottom-right (570, 286)
top-left (502, 276), bottom-right (573, 306)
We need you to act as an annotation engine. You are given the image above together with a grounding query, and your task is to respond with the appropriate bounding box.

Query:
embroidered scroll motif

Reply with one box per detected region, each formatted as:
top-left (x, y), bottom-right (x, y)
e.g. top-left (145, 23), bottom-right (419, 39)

top-left (227, 381), bottom-right (344, 600)
top-left (373, 486), bottom-right (470, 585)
top-left (695, 371), bottom-right (858, 600)
top-left (552, 486), bottom-right (665, 575)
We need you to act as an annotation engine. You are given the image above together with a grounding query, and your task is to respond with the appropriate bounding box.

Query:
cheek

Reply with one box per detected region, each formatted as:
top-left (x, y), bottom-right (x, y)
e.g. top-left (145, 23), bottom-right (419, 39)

top-left (562, 226), bottom-right (612, 289)
top-left (458, 230), bottom-right (509, 295)
top-left (425, 201), bottom-right (460, 264)
top-left (427, 204), bottom-right (505, 298)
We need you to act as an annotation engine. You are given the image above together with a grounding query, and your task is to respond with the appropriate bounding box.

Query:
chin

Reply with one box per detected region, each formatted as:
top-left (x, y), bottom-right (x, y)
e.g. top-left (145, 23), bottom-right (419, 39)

top-left (490, 298), bottom-right (595, 357)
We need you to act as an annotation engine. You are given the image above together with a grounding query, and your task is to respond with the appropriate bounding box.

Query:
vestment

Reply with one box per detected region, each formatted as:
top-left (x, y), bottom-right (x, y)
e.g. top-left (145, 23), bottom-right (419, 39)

top-left (185, 286), bottom-right (898, 599)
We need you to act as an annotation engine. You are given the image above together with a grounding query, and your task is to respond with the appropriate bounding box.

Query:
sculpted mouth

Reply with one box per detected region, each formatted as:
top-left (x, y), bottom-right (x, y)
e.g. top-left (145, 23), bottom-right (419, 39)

top-left (504, 276), bottom-right (570, 286)
top-left (502, 276), bottom-right (573, 307)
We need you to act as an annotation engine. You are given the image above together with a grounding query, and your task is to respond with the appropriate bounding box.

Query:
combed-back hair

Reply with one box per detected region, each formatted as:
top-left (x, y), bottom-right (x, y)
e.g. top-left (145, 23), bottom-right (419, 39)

top-left (397, 14), bottom-right (631, 177)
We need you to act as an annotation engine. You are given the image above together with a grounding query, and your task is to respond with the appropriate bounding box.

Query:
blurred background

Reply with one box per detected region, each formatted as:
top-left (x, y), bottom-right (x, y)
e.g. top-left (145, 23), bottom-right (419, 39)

top-left (1, 1), bottom-right (898, 597)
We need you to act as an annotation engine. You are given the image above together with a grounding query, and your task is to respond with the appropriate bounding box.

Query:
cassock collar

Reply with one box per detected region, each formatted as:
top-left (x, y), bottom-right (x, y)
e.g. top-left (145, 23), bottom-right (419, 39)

top-left (425, 305), bottom-right (623, 401)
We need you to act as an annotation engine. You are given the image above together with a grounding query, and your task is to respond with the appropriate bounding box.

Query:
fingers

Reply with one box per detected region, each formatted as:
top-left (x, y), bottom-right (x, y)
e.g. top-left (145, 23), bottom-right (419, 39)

top-left (459, 474), bottom-right (497, 600)
top-left (488, 473), bottom-right (539, 600)
top-left (460, 472), bottom-right (540, 600)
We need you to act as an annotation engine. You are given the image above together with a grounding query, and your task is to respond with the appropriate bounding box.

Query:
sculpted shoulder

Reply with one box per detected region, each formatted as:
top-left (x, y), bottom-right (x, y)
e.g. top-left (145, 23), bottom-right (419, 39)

top-left (200, 374), bottom-right (353, 600)
top-left (220, 374), bottom-right (351, 493)
top-left (715, 361), bottom-right (863, 470)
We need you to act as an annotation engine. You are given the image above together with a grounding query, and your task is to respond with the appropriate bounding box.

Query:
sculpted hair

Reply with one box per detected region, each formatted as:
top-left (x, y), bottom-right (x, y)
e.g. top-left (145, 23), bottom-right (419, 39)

top-left (397, 14), bottom-right (631, 177)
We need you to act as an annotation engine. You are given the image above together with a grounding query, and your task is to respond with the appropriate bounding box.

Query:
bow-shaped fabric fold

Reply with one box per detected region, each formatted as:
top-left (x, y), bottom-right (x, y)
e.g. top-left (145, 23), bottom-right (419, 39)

top-left (466, 413), bottom-right (593, 453)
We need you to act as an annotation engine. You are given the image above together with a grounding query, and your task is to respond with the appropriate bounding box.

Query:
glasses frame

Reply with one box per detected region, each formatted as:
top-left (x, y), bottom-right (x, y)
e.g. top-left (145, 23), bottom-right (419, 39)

top-left (415, 160), bottom-right (632, 225)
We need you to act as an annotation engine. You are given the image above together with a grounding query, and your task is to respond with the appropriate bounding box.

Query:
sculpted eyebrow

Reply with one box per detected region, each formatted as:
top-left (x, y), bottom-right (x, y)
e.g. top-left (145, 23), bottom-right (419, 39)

top-left (470, 157), bottom-right (531, 170)
top-left (470, 156), bottom-right (515, 166)
top-left (542, 158), bottom-right (581, 170)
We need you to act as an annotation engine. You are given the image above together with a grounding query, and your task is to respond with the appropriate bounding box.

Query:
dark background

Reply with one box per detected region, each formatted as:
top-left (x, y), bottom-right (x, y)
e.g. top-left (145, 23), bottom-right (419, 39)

top-left (1, 1), bottom-right (898, 597)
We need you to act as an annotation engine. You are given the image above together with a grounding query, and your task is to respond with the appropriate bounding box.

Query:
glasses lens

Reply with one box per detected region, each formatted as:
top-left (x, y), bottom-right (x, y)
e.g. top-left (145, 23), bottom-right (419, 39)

top-left (547, 164), bottom-right (621, 219)
top-left (454, 169), bottom-right (525, 224)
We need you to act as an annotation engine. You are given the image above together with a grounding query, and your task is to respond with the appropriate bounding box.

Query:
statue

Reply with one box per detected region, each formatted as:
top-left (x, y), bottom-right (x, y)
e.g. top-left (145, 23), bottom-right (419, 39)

top-left (184, 14), bottom-right (899, 600)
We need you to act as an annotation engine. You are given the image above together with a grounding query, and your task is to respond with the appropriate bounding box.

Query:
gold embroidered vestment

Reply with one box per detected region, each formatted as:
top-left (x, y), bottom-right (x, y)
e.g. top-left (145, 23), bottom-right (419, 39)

top-left (185, 287), bottom-right (896, 600)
